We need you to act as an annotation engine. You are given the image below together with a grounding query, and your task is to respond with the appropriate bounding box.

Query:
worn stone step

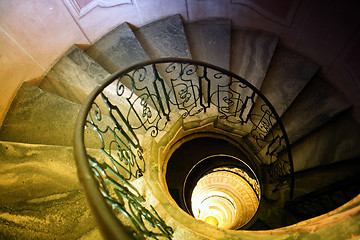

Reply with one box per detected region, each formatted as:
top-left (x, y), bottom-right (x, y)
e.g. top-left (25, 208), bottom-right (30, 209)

top-left (252, 74), bottom-right (351, 163)
top-left (244, 46), bottom-right (320, 160)
top-left (39, 45), bottom-right (110, 105)
top-left (0, 141), bottom-right (80, 206)
top-left (256, 46), bottom-right (320, 117)
top-left (134, 14), bottom-right (191, 59)
top-left (0, 190), bottom-right (98, 239)
top-left (0, 83), bottom-right (81, 146)
top-left (285, 173), bottom-right (360, 222)
top-left (39, 45), bottom-right (151, 123)
top-left (230, 28), bottom-right (278, 91)
top-left (39, 76), bottom-right (91, 105)
top-left (134, 15), bottom-right (202, 119)
top-left (288, 112), bottom-right (360, 172)
top-left (281, 75), bottom-right (351, 144)
top-left (246, 46), bottom-right (319, 143)
top-left (184, 18), bottom-right (231, 115)
top-left (293, 158), bottom-right (360, 199)
top-left (185, 18), bottom-right (231, 70)
top-left (86, 22), bottom-right (150, 74)
top-left (0, 83), bottom-right (113, 149)
top-left (0, 140), bottom-right (119, 239)
top-left (226, 28), bottom-right (278, 128)
top-left (84, 22), bottom-right (178, 120)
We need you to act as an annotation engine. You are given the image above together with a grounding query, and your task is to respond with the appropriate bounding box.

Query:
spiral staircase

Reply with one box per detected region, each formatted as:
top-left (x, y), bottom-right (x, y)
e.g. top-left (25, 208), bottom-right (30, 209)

top-left (1, 14), bottom-right (360, 239)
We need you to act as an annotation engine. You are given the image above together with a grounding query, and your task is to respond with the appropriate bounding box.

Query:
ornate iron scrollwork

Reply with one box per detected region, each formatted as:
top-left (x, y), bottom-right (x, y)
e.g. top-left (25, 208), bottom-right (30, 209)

top-left (75, 58), bottom-right (293, 239)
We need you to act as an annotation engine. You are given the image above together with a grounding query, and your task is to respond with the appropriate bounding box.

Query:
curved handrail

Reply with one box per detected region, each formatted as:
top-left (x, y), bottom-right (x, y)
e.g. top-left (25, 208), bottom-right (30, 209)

top-left (74, 58), bottom-right (294, 239)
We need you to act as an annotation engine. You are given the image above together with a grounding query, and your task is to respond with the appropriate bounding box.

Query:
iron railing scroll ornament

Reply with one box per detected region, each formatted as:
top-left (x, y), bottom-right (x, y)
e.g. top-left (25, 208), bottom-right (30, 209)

top-left (74, 58), bottom-right (294, 240)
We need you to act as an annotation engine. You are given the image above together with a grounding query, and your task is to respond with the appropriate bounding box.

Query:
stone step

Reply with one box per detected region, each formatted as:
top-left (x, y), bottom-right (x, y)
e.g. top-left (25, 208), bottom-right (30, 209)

top-left (39, 45), bottom-right (110, 105)
top-left (0, 83), bottom-right (81, 146)
top-left (0, 139), bottom-right (118, 238)
top-left (226, 28), bottom-right (278, 127)
top-left (39, 76), bottom-right (91, 105)
top-left (0, 83), bottom-right (118, 149)
top-left (288, 111), bottom-right (360, 172)
top-left (292, 158), bottom-right (360, 199)
top-left (230, 28), bottom-right (278, 93)
top-left (255, 46), bottom-right (320, 117)
top-left (243, 46), bottom-right (320, 159)
top-left (0, 141), bottom-right (80, 206)
top-left (257, 159), bottom-right (360, 228)
top-left (281, 75), bottom-right (351, 144)
top-left (39, 45), bottom-right (150, 123)
top-left (84, 22), bottom-right (179, 121)
top-left (86, 22), bottom-right (150, 74)
top-left (134, 15), bottom-right (201, 120)
top-left (184, 18), bottom-right (231, 113)
top-left (134, 14), bottom-right (191, 59)
top-left (185, 18), bottom-right (231, 70)
top-left (0, 190), bottom-right (98, 239)
top-left (285, 173), bottom-right (360, 221)
top-left (252, 74), bottom-right (351, 163)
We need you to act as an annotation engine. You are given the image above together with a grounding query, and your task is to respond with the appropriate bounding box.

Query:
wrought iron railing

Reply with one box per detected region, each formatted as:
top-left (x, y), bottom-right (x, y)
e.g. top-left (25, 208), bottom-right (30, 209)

top-left (74, 58), bottom-right (294, 239)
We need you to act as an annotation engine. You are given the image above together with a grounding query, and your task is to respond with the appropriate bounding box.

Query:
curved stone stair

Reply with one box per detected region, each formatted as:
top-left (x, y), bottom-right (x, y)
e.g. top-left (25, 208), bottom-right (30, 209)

top-left (39, 45), bottom-right (110, 105)
top-left (0, 141), bottom-right (100, 239)
top-left (1, 14), bottom-right (360, 239)
top-left (185, 18), bottom-right (231, 70)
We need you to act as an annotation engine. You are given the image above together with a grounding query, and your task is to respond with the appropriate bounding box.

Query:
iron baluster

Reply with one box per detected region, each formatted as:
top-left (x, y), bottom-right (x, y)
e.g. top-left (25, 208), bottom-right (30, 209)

top-left (75, 58), bottom-right (294, 239)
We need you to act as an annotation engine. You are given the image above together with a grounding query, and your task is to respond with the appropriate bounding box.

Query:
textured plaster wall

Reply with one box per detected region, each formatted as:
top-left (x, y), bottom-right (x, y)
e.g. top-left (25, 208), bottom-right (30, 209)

top-left (0, 0), bottom-right (359, 125)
